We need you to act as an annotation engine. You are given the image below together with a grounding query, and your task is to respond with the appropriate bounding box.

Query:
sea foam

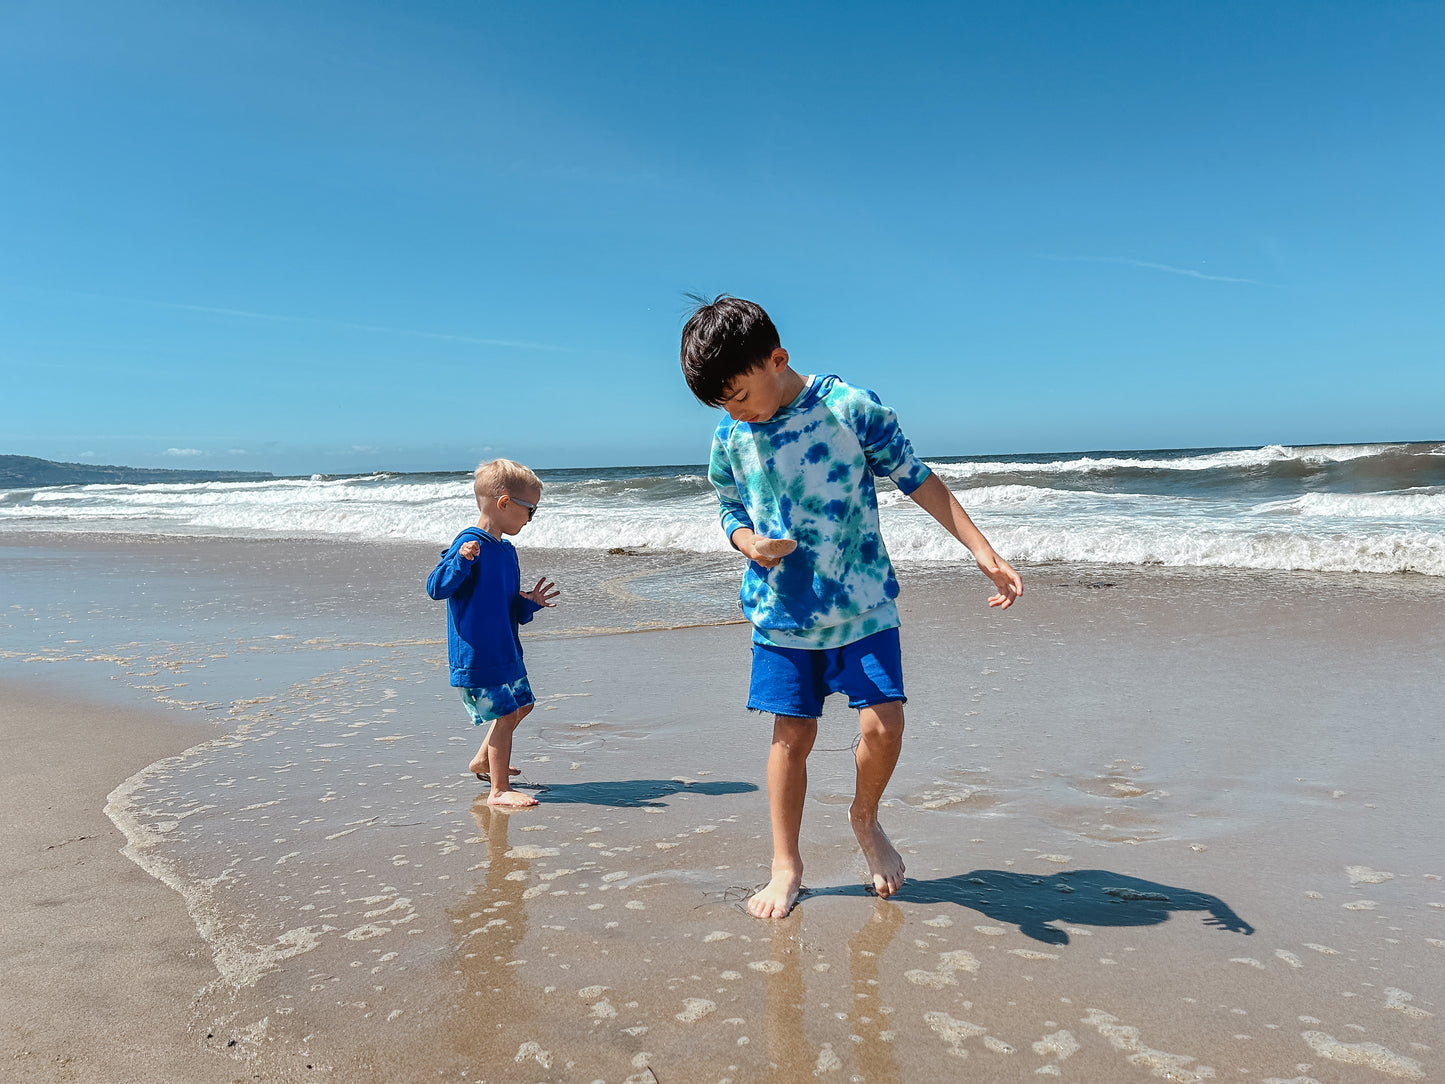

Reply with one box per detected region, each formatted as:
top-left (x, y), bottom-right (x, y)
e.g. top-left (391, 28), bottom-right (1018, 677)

top-left (3, 443), bottom-right (1442, 576)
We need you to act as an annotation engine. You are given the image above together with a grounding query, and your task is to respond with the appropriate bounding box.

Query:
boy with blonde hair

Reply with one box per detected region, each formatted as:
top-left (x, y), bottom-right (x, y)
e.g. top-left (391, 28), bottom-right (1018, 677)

top-left (682, 296), bottom-right (1022, 917)
top-left (427, 458), bottom-right (559, 808)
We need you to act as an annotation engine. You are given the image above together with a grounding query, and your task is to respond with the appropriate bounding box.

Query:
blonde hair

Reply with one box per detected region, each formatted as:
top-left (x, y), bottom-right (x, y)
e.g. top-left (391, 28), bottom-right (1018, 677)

top-left (473, 458), bottom-right (542, 507)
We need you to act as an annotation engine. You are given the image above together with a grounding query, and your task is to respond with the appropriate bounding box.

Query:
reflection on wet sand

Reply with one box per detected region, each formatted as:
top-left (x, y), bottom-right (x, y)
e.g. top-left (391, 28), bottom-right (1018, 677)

top-left (848, 901), bottom-right (904, 1084)
top-left (763, 922), bottom-right (810, 1079)
top-left (445, 800), bottom-right (538, 1075)
top-left (759, 902), bottom-right (905, 1080)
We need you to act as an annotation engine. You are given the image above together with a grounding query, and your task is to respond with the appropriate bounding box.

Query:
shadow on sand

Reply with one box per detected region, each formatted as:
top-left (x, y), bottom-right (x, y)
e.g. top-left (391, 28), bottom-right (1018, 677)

top-left (809, 868), bottom-right (1255, 944)
top-left (516, 777), bottom-right (758, 807)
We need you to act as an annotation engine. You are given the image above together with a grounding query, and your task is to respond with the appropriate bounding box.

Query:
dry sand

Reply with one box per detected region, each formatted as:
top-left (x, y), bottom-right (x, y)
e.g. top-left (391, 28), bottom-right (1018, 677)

top-left (0, 681), bottom-right (272, 1082)
top-left (1, 534), bottom-right (1441, 1082)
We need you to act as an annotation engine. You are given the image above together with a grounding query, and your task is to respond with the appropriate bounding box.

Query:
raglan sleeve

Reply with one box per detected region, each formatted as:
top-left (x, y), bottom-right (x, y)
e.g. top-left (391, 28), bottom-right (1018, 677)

top-left (708, 422), bottom-right (754, 546)
top-left (849, 386), bottom-right (932, 495)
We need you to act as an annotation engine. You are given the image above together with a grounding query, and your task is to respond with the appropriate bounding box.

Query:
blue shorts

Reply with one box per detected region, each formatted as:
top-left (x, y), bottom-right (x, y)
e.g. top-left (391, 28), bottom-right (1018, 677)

top-left (747, 627), bottom-right (905, 717)
top-left (459, 676), bottom-right (535, 724)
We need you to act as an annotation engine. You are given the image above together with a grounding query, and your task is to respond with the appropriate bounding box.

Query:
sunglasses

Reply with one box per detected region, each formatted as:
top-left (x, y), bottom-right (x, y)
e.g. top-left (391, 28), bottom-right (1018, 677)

top-left (505, 495), bottom-right (537, 521)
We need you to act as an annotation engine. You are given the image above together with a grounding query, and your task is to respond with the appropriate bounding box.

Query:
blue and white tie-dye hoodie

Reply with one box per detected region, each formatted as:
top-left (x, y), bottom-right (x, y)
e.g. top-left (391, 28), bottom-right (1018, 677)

top-left (709, 374), bottom-right (933, 649)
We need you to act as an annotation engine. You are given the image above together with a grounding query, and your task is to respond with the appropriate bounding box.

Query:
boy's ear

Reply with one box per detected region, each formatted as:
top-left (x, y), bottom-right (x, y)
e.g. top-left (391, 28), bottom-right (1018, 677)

top-left (770, 347), bottom-right (790, 371)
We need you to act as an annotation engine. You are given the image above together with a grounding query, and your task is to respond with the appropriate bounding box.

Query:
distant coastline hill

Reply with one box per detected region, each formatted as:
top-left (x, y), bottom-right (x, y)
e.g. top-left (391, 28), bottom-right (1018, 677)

top-left (1, 455), bottom-right (275, 486)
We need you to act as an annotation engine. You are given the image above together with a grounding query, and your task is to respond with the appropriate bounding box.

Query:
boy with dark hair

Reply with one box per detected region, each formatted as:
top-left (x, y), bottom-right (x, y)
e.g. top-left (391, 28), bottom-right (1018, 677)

top-left (682, 295), bottom-right (1022, 918)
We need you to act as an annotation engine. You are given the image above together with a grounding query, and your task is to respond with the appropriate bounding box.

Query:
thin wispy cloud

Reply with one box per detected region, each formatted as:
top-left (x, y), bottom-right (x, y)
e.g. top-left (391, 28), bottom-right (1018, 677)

top-left (165, 447), bottom-right (204, 457)
top-left (1042, 255), bottom-right (1272, 286)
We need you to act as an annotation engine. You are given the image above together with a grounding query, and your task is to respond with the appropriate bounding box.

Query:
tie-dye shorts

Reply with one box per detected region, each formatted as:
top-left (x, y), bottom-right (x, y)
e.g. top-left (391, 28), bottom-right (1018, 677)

top-left (458, 676), bottom-right (535, 724)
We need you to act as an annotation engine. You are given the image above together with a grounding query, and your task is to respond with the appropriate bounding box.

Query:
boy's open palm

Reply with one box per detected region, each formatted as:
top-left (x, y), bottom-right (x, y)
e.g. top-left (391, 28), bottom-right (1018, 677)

top-left (522, 578), bottom-right (560, 608)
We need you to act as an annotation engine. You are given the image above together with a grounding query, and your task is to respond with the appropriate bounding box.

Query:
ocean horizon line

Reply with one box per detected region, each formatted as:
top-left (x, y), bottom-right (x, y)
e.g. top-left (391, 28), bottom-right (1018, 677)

top-left (256, 437), bottom-right (1445, 483)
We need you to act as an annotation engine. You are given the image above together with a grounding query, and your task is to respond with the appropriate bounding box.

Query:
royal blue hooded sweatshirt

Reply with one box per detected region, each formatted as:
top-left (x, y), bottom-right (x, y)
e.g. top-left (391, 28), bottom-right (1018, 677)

top-left (426, 527), bottom-right (542, 688)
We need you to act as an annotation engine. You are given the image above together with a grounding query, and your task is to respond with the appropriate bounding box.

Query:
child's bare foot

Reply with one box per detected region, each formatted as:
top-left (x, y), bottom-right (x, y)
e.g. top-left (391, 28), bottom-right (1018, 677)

top-left (752, 537), bottom-right (797, 559)
top-left (747, 865), bottom-right (804, 919)
top-left (487, 789), bottom-right (538, 809)
top-left (851, 816), bottom-right (906, 898)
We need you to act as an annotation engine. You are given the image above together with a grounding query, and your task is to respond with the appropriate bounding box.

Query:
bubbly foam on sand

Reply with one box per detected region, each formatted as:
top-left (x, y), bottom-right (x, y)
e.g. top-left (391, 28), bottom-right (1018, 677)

top-left (1083, 1009), bottom-right (1215, 1083)
top-left (1032, 1029), bottom-right (1079, 1061)
top-left (1301, 1032), bottom-right (1424, 1079)
top-left (1010, 949), bottom-right (1059, 961)
top-left (1383, 987), bottom-right (1433, 1019)
top-left (513, 1041), bottom-right (552, 1069)
top-left (813, 1043), bottom-right (842, 1072)
top-left (907, 948), bottom-right (979, 987)
top-left (675, 998), bottom-right (716, 1023)
top-left (939, 950), bottom-right (980, 973)
top-left (923, 1011), bottom-right (985, 1057)
top-left (505, 845), bottom-right (560, 859)
top-left (905, 969), bottom-right (956, 988)
top-left (1345, 865), bottom-right (1395, 885)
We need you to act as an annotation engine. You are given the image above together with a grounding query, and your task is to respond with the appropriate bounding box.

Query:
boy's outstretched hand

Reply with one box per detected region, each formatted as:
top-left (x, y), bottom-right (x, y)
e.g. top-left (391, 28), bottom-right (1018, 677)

top-left (522, 578), bottom-right (560, 608)
top-left (976, 549), bottom-right (1023, 609)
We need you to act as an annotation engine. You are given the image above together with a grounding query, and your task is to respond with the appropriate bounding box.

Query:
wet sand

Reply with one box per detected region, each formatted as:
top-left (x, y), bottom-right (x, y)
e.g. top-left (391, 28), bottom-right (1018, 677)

top-left (1, 534), bottom-right (1441, 1082)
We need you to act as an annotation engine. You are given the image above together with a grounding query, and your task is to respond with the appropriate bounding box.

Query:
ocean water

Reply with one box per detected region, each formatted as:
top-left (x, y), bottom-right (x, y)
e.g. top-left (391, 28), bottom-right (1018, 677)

top-left (4, 441), bottom-right (1442, 576)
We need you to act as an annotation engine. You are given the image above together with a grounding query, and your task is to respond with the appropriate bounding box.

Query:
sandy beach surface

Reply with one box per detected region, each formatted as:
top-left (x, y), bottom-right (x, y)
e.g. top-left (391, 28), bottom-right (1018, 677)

top-left (2, 532), bottom-right (1441, 1083)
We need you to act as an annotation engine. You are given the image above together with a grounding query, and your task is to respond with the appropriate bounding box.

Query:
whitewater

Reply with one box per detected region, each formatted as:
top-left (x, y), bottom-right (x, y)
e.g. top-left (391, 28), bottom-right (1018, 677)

top-left (2, 442), bottom-right (1442, 577)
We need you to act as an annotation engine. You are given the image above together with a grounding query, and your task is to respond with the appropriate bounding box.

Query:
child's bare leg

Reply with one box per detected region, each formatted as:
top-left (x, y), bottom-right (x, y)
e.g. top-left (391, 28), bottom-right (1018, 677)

top-left (487, 704), bottom-right (537, 808)
top-left (468, 719), bottom-right (497, 776)
top-left (852, 701), bottom-right (906, 898)
top-left (749, 714), bottom-right (818, 919)
top-left (467, 719), bottom-right (522, 779)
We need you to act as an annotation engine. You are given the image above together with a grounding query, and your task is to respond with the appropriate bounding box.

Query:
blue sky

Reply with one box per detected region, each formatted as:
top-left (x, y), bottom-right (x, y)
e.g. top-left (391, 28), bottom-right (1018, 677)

top-left (2, 1), bottom-right (1441, 475)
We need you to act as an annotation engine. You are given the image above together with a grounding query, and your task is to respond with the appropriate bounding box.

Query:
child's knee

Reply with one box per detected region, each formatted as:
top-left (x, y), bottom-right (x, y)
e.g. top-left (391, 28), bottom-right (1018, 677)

top-left (772, 714), bottom-right (818, 750)
top-left (859, 701), bottom-right (904, 740)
